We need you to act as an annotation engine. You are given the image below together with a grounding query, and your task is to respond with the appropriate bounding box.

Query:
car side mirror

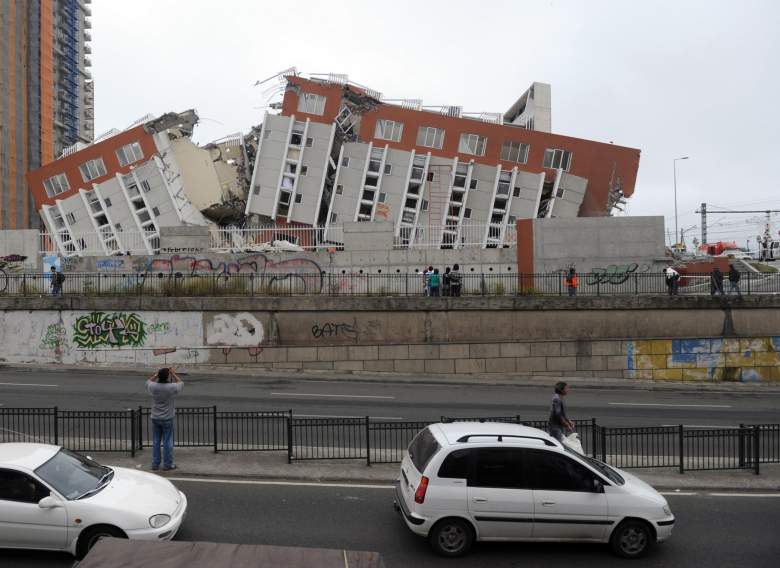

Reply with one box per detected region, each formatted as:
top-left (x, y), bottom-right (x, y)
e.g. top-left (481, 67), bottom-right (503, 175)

top-left (38, 496), bottom-right (62, 509)
top-left (592, 479), bottom-right (605, 493)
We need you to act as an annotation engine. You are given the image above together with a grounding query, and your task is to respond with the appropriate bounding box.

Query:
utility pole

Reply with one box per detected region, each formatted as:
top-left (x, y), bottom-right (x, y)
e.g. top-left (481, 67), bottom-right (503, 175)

top-left (696, 203), bottom-right (780, 256)
top-left (700, 202), bottom-right (707, 244)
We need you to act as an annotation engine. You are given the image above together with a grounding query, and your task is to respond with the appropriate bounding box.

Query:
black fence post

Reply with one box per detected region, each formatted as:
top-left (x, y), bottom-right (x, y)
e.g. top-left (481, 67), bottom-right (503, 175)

top-left (287, 416), bottom-right (293, 464)
top-left (747, 272), bottom-right (751, 296)
top-left (130, 409), bottom-right (136, 458)
top-left (679, 425), bottom-right (685, 474)
top-left (137, 405), bottom-right (144, 450)
top-left (754, 425), bottom-right (760, 475)
top-left (365, 416), bottom-right (371, 467)
top-left (634, 274), bottom-right (638, 296)
top-left (53, 406), bottom-right (59, 446)
top-left (591, 418), bottom-right (598, 459)
top-left (739, 423), bottom-right (746, 467)
top-left (600, 426), bottom-right (607, 462)
top-left (213, 405), bottom-right (218, 454)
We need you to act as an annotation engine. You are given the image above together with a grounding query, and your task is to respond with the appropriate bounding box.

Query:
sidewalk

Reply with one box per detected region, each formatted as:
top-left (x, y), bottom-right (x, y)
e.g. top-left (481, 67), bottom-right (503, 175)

top-left (6, 361), bottom-right (780, 394)
top-left (100, 446), bottom-right (780, 492)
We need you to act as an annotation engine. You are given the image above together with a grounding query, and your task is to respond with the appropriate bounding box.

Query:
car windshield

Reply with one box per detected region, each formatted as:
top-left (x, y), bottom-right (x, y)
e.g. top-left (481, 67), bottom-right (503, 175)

top-left (34, 448), bottom-right (113, 500)
top-left (565, 447), bottom-right (625, 485)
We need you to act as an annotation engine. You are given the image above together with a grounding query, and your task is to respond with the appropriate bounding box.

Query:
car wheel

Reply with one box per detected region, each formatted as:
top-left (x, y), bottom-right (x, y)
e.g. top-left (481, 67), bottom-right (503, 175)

top-left (76, 525), bottom-right (126, 559)
top-left (429, 518), bottom-right (474, 557)
top-left (610, 519), bottom-right (654, 558)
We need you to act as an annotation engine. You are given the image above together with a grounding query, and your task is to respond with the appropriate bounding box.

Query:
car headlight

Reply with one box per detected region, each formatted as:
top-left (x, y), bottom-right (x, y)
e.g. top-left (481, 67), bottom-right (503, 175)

top-left (149, 514), bottom-right (171, 528)
top-left (663, 505), bottom-right (672, 516)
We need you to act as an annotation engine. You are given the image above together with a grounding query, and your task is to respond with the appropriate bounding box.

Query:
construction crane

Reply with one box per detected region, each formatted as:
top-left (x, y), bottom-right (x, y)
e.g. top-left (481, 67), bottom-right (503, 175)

top-left (696, 203), bottom-right (780, 260)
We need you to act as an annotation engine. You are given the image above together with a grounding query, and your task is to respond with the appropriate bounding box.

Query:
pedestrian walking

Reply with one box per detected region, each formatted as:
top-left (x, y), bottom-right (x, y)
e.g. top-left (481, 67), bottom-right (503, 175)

top-left (565, 267), bottom-right (578, 297)
top-left (728, 265), bottom-right (742, 297)
top-left (449, 264), bottom-right (462, 297)
top-left (443, 267), bottom-right (452, 297)
top-left (430, 268), bottom-right (441, 297)
top-left (664, 266), bottom-right (680, 296)
top-left (146, 367), bottom-right (184, 471)
top-left (423, 266), bottom-right (434, 296)
top-left (49, 267), bottom-right (65, 297)
top-left (548, 381), bottom-right (574, 443)
top-left (711, 267), bottom-right (724, 296)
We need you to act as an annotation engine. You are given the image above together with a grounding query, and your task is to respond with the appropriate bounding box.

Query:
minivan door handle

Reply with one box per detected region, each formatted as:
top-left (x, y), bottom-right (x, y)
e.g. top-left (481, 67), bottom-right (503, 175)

top-left (542, 501), bottom-right (556, 506)
top-left (472, 497), bottom-right (488, 503)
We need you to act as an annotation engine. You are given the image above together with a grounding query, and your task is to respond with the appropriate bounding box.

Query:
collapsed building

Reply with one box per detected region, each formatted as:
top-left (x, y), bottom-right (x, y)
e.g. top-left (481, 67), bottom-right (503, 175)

top-left (26, 70), bottom-right (641, 256)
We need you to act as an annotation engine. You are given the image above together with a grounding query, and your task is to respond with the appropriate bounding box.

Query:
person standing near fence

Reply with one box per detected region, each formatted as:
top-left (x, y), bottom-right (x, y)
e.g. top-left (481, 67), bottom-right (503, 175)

top-left (548, 381), bottom-right (575, 443)
top-left (146, 367), bottom-right (184, 471)
top-left (664, 266), bottom-right (680, 296)
top-left (430, 268), bottom-right (441, 297)
top-left (443, 266), bottom-right (452, 297)
top-left (450, 264), bottom-right (462, 297)
top-left (728, 265), bottom-right (742, 297)
top-left (50, 267), bottom-right (64, 297)
top-left (565, 267), bottom-right (578, 297)
top-left (711, 267), bottom-right (724, 296)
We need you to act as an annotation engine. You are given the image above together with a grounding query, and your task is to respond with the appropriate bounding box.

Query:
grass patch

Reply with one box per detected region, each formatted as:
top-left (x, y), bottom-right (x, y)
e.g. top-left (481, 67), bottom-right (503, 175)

top-left (749, 262), bottom-right (779, 273)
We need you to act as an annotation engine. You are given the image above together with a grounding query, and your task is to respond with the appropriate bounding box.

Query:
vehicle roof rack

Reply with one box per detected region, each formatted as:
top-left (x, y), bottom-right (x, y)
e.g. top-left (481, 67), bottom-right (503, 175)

top-left (456, 434), bottom-right (557, 446)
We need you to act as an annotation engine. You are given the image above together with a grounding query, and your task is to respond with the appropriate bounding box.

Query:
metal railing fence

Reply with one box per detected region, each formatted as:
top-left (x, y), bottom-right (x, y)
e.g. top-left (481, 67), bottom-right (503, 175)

top-left (1, 408), bottom-right (775, 474)
top-left (2, 271), bottom-right (778, 297)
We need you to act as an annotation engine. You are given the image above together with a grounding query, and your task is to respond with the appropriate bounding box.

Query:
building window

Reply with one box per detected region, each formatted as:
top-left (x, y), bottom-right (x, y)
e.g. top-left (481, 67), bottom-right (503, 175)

top-left (464, 208), bottom-right (472, 219)
top-left (305, 137), bottom-right (313, 147)
top-left (297, 92), bottom-right (326, 116)
top-left (374, 119), bottom-right (404, 142)
top-left (295, 193), bottom-right (303, 204)
top-left (556, 186), bottom-right (566, 198)
top-left (43, 173), bottom-right (70, 198)
top-left (378, 192), bottom-right (387, 203)
top-left (141, 180), bottom-right (152, 193)
top-left (66, 212), bottom-right (77, 224)
top-left (341, 156), bottom-right (350, 168)
top-left (421, 199), bottom-right (429, 212)
top-left (116, 142), bottom-right (144, 167)
top-left (501, 140), bottom-right (530, 164)
top-left (336, 184), bottom-right (343, 195)
top-left (152, 206), bottom-right (160, 216)
top-left (330, 212), bottom-right (338, 223)
top-left (458, 133), bottom-right (487, 156)
top-left (300, 166), bottom-right (308, 176)
top-left (384, 164), bottom-right (392, 175)
top-left (470, 179), bottom-right (478, 190)
top-left (104, 197), bottom-right (112, 207)
top-left (79, 157), bottom-right (107, 182)
top-left (513, 187), bottom-right (521, 198)
top-left (543, 148), bottom-right (573, 171)
top-left (508, 215), bottom-right (517, 225)
top-left (416, 126), bottom-right (445, 149)
top-left (115, 223), bottom-right (122, 231)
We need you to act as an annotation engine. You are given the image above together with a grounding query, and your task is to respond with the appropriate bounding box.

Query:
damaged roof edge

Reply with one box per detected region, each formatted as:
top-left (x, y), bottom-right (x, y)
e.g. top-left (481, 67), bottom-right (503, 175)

top-left (143, 109), bottom-right (199, 136)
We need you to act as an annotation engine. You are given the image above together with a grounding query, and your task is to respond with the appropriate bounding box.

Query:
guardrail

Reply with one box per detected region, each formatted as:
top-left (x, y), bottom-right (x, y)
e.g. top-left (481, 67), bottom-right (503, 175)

top-left (2, 408), bottom-right (777, 473)
top-left (1, 271), bottom-right (778, 297)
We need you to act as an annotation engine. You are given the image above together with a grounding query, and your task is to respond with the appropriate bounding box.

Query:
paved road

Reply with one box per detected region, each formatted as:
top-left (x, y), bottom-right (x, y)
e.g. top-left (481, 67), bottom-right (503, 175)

top-left (2, 368), bottom-right (779, 427)
top-left (4, 480), bottom-right (780, 567)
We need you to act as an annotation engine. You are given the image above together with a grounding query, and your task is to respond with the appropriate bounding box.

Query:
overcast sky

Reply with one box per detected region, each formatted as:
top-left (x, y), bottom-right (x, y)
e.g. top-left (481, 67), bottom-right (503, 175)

top-left (92, 0), bottom-right (779, 247)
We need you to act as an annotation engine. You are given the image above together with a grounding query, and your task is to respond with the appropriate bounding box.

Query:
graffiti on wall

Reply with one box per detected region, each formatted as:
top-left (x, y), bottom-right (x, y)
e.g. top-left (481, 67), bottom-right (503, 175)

top-left (39, 323), bottom-right (68, 354)
top-left (206, 313), bottom-right (264, 346)
top-left (73, 312), bottom-right (147, 348)
top-left (96, 259), bottom-right (126, 271)
top-left (130, 254), bottom-right (324, 293)
top-left (312, 320), bottom-right (358, 340)
top-left (587, 263), bottom-right (650, 286)
top-left (0, 255), bottom-right (29, 293)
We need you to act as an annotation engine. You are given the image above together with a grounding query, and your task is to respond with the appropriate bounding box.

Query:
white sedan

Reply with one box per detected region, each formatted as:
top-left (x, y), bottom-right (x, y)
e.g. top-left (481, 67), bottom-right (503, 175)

top-left (0, 443), bottom-right (187, 558)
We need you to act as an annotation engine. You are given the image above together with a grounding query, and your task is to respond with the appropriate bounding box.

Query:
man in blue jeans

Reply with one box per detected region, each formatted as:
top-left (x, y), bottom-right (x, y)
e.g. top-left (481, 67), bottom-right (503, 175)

top-left (146, 367), bottom-right (184, 471)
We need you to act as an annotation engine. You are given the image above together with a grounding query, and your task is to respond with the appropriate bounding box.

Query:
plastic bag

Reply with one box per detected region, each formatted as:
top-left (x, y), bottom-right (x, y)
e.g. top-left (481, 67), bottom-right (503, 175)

top-left (563, 432), bottom-right (584, 454)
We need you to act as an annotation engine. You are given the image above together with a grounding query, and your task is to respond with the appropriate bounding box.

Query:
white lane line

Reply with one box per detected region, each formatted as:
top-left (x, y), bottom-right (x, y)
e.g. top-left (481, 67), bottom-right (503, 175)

top-left (270, 392), bottom-right (395, 399)
top-left (660, 492), bottom-right (698, 496)
top-left (709, 493), bottom-right (780, 498)
top-left (295, 414), bottom-right (405, 420)
top-left (168, 477), bottom-right (394, 490)
top-left (0, 382), bottom-right (59, 388)
top-left (608, 402), bottom-right (732, 408)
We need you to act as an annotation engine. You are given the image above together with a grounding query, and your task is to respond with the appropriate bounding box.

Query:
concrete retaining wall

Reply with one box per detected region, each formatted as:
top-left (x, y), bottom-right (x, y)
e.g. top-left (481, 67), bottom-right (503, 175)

top-left (1, 296), bottom-right (779, 382)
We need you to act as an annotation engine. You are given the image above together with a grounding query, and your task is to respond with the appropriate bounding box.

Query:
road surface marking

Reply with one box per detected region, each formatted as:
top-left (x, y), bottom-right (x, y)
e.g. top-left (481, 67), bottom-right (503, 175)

top-left (295, 414), bottom-right (405, 420)
top-left (0, 382), bottom-right (59, 388)
top-left (708, 493), bottom-right (780, 498)
top-left (608, 402), bottom-right (731, 408)
top-left (271, 392), bottom-right (395, 399)
top-left (660, 492), bottom-right (698, 496)
top-left (168, 477), bottom-right (394, 490)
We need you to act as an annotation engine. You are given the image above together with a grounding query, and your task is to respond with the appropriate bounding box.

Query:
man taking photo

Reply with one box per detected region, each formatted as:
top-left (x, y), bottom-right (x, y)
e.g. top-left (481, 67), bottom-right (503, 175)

top-left (146, 367), bottom-right (183, 471)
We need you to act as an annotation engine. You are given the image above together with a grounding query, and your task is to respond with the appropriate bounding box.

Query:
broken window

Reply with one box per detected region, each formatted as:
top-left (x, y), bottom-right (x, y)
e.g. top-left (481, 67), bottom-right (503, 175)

top-left (378, 192), bottom-right (387, 203)
top-left (141, 180), bottom-right (152, 193)
top-left (453, 163), bottom-right (468, 188)
top-left (43, 173), bottom-right (70, 198)
top-left (116, 142), bottom-right (144, 167)
top-left (513, 187), bottom-right (521, 198)
top-left (297, 93), bottom-right (326, 116)
top-left (384, 164), bottom-right (392, 175)
top-left (341, 156), bottom-right (350, 168)
top-left (66, 212), bottom-right (77, 224)
top-left (375, 119), bottom-right (404, 142)
top-left (300, 166), bottom-right (308, 176)
top-left (464, 208), bottom-right (472, 219)
top-left (295, 194), bottom-right (303, 204)
top-left (104, 197), bottom-right (112, 207)
top-left (152, 207), bottom-right (160, 216)
top-left (290, 121), bottom-right (305, 146)
top-left (416, 126), bottom-right (445, 149)
top-left (543, 148), bottom-right (573, 171)
top-left (79, 157), bottom-right (107, 182)
top-left (501, 140), bottom-right (530, 164)
top-left (470, 179), bottom-right (478, 190)
top-left (497, 171), bottom-right (511, 195)
top-left (305, 137), bottom-right (313, 147)
top-left (336, 184), bottom-right (343, 195)
top-left (330, 212), bottom-right (338, 223)
top-left (556, 186), bottom-right (566, 198)
top-left (458, 133), bottom-right (487, 156)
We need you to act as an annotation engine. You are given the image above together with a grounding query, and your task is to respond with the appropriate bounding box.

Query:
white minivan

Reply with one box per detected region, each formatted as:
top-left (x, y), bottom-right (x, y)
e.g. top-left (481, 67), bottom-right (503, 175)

top-left (394, 422), bottom-right (674, 558)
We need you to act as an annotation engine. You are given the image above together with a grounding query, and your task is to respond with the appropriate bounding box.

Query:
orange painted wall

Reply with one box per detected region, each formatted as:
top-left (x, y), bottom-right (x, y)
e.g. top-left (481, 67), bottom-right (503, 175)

top-left (27, 126), bottom-right (158, 209)
top-left (6, 0), bottom-right (19, 227)
top-left (40, 0), bottom-right (55, 165)
top-left (280, 77), bottom-right (641, 217)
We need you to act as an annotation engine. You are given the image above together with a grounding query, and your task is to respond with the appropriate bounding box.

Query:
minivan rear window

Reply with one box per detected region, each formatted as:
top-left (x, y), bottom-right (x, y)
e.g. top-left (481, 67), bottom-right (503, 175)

top-left (408, 428), bottom-right (441, 473)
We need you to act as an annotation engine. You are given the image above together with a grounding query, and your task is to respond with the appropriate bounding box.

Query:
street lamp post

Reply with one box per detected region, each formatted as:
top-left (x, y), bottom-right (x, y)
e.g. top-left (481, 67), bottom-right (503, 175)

top-left (673, 156), bottom-right (689, 247)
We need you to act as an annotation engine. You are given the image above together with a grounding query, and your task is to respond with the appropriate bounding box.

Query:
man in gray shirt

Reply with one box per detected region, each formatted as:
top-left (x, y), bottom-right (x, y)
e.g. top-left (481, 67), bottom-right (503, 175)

top-left (146, 367), bottom-right (183, 471)
top-left (548, 381), bottom-right (575, 443)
